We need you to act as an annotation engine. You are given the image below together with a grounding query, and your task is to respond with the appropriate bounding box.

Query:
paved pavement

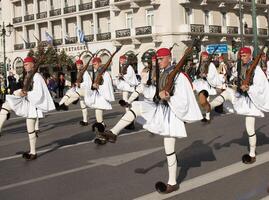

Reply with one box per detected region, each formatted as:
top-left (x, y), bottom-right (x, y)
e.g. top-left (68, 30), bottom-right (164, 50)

top-left (0, 98), bottom-right (269, 200)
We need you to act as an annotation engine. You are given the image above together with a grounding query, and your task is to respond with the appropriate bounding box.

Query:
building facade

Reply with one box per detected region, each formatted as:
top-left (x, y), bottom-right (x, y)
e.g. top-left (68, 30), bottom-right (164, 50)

top-left (1, 0), bottom-right (269, 77)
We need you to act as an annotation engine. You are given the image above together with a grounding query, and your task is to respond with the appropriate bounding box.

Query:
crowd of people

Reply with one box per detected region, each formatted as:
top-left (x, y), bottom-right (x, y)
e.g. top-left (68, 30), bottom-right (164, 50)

top-left (0, 43), bottom-right (269, 194)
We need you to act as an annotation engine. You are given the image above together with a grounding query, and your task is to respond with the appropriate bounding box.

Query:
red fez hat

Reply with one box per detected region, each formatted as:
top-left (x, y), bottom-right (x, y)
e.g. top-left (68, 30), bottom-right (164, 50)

top-left (156, 48), bottom-right (171, 57)
top-left (24, 57), bottom-right (34, 63)
top-left (92, 57), bottom-right (102, 63)
top-left (75, 59), bottom-right (83, 65)
top-left (240, 47), bottom-right (251, 55)
top-left (120, 55), bottom-right (127, 60)
top-left (201, 51), bottom-right (209, 57)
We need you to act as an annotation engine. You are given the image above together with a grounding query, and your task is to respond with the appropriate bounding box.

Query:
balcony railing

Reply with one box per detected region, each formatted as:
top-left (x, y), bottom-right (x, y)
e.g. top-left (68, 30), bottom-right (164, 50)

top-left (135, 26), bottom-right (152, 35)
top-left (26, 42), bottom-right (36, 49)
top-left (24, 14), bottom-right (34, 21)
top-left (79, 2), bottom-right (93, 11)
top-left (13, 17), bottom-right (22, 24)
top-left (64, 5), bottom-right (76, 14)
top-left (190, 24), bottom-right (204, 33)
top-left (14, 44), bottom-right (24, 50)
top-left (84, 34), bottom-right (94, 42)
top-left (65, 36), bottom-right (77, 44)
top-left (227, 26), bottom-right (239, 34)
top-left (244, 27), bottom-right (253, 34)
top-left (95, 0), bottom-right (109, 8)
top-left (97, 32), bottom-right (111, 41)
top-left (50, 9), bottom-right (61, 17)
top-left (258, 28), bottom-right (268, 36)
top-left (209, 25), bottom-right (222, 34)
top-left (116, 29), bottom-right (131, 38)
top-left (115, 0), bottom-right (125, 2)
top-left (36, 12), bottom-right (47, 19)
top-left (257, 0), bottom-right (266, 4)
top-left (41, 41), bottom-right (48, 47)
top-left (53, 39), bottom-right (62, 46)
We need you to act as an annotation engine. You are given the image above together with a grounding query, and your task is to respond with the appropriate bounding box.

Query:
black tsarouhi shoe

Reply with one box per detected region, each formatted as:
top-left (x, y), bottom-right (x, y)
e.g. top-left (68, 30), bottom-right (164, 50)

top-left (155, 181), bottom-right (179, 194)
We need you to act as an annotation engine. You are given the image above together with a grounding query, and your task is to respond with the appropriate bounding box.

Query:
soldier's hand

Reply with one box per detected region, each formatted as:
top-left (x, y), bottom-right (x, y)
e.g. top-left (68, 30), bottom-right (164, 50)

top-left (240, 84), bottom-right (249, 92)
top-left (20, 90), bottom-right (27, 97)
top-left (159, 90), bottom-right (170, 101)
top-left (92, 83), bottom-right (99, 89)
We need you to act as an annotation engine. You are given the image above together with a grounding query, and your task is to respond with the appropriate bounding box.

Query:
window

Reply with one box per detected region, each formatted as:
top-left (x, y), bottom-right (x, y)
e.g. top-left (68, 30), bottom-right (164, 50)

top-left (126, 12), bottom-right (133, 29)
top-left (184, 8), bottom-right (191, 25)
top-left (146, 9), bottom-right (154, 26)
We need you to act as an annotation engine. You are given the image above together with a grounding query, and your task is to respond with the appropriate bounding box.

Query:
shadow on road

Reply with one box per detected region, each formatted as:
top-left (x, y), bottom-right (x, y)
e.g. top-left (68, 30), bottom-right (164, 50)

top-left (214, 125), bottom-right (269, 150)
top-left (134, 137), bottom-right (219, 184)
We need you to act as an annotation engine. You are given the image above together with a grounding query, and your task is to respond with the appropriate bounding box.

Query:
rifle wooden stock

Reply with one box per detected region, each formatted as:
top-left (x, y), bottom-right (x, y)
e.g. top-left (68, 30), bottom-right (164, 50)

top-left (163, 47), bottom-right (194, 93)
top-left (94, 46), bottom-right (122, 85)
top-left (76, 54), bottom-right (95, 84)
top-left (242, 45), bottom-right (266, 86)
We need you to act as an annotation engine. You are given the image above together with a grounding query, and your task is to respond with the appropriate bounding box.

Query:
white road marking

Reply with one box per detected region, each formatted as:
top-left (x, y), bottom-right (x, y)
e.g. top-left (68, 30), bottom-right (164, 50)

top-left (134, 151), bottom-right (269, 200)
top-left (0, 146), bottom-right (162, 191)
top-left (0, 129), bottom-right (146, 162)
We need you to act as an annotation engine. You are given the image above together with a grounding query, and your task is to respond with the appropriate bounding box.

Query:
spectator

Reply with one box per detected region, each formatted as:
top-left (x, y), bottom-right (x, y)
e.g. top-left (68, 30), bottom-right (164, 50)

top-left (7, 72), bottom-right (17, 94)
top-left (48, 74), bottom-right (58, 98)
top-left (58, 73), bottom-right (65, 98)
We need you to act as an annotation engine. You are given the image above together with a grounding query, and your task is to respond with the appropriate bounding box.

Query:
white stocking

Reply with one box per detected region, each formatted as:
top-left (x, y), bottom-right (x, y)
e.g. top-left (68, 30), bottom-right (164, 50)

top-left (245, 116), bottom-right (256, 157)
top-left (164, 137), bottom-right (177, 186)
top-left (26, 118), bottom-right (37, 155)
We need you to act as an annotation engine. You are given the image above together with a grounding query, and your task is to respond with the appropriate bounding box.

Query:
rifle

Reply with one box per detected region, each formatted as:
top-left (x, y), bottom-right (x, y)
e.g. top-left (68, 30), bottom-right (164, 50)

top-left (76, 53), bottom-right (95, 86)
top-left (163, 38), bottom-right (201, 94)
top-left (146, 59), bottom-right (153, 86)
top-left (196, 46), bottom-right (219, 78)
top-left (169, 43), bottom-right (178, 51)
top-left (242, 45), bottom-right (267, 86)
top-left (92, 46), bottom-right (122, 88)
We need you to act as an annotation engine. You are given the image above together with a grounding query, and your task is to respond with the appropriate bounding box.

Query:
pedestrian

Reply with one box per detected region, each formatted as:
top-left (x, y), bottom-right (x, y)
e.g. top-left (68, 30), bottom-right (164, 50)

top-left (58, 73), bottom-right (65, 98)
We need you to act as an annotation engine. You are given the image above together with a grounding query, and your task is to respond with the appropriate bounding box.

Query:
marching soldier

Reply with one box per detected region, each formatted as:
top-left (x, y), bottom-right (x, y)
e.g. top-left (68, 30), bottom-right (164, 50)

top-left (192, 51), bottom-right (226, 122)
top-left (84, 57), bottom-right (115, 142)
top-left (96, 48), bottom-right (202, 194)
top-left (208, 47), bottom-right (269, 164)
top-left (56, 59), bottom-right (91, 126)
top-left (0, 57), bottom-right (55, 160)
top-left (114, 55), bottom-right (139, 129)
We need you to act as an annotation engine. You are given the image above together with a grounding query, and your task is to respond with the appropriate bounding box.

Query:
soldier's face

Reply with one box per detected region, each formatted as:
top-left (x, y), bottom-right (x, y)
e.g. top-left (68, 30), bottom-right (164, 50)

top-left (93, 61), bottom-right (100, 70)
top-left (158, 56), bottom-right (171, 69)
top-left (24, 62), bottom-right (34, 72)
top-left (76, 64), bottom-right (83, 70)
top-left (120, 58), bottom-right (127, 65)
top-left (241, 53), bottom-right (251, 64)
top-left (202, 55), bottom-right (208, 61)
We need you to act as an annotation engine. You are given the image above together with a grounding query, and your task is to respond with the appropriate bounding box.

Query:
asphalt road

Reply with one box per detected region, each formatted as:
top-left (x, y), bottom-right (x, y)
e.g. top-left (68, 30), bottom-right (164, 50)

top-left (0, 97), bottom-right (269, 200)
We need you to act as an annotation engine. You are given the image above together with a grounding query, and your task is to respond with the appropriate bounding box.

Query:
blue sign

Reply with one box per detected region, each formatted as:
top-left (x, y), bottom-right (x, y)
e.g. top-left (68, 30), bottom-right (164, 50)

top-left (206, 44), bottom-right (228, 54)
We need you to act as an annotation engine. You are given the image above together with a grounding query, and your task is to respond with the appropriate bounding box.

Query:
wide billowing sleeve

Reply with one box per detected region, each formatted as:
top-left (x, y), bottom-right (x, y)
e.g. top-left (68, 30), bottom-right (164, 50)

top-left (168, 73), bottom-right (203, 123)
top-left (248, 66), bottom-right (269, 112)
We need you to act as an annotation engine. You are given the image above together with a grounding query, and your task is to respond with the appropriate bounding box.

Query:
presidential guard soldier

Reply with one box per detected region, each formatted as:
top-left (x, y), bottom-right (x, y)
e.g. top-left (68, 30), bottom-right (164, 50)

top-left (118, 51), bottom-right (157, 109)
top-left (96, 48), bottom-right (202, 193)
top-left (208, 47), bottom-right (269, 164)
top-left (192, 51), bottom-right (226, 122)
top-left (84, 57), bottom-right (115, 142)
top-left (0, 56), bottom-right (55, 160)
top-left (56, 59), bottom-right (91, 126)
top-left (114, 55), bottom-right (139, 129)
